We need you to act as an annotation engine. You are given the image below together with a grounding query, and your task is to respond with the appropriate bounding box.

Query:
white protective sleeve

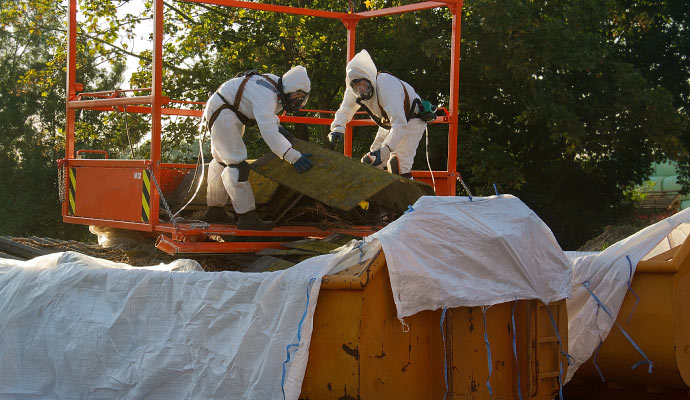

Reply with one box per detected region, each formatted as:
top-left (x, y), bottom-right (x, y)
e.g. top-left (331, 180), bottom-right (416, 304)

top-left (330, 87), bottom-right (360, 134)
top-left (369, 127), bottom-right (388, 152)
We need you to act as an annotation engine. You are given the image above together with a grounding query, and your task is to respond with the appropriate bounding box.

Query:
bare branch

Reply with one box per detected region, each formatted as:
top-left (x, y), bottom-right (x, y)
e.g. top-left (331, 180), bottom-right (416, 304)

top-left (163, 1), bottom-right (198, 25)
top-left (36, 25), bottom-right (192, 75)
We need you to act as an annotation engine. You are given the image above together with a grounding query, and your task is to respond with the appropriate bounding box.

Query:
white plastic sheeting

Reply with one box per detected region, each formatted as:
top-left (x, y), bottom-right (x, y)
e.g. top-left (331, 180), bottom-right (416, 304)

top-left (564, 208), bottom-right (690, 383)
top-left (0, 195), bottom-right (577, 399)
top-left (372, 195), bottom-right (572, 319)
top-left (0, 251), bottom-right (343, 400)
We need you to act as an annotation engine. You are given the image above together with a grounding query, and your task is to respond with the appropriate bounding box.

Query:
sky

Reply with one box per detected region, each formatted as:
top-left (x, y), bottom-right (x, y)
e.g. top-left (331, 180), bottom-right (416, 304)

top-left (117, 0), bottom-right (153, 89)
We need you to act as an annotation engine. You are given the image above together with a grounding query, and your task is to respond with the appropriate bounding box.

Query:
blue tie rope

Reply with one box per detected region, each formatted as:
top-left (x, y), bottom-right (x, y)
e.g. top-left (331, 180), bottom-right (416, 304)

top-left (281, 277), bottom-right (317, 400)
top-left (353, 240), bottom-right (365, 264)
top-left (544, 304), bottom-right (574, 400)
top-left (582, 281), bottom-right (653, 374)
top-left (493, 183), bottom-right (499, 196)
top-left (624, 255), bottom-right (641, 324)
top-left (592, 304), bottom-right (606, 382)
top-left (482, 306), bottom-right (493, 398)
top-left (511, 298), bottom-right (523, 400)
top-left (440, 308), bottom-right (449, 400)
top-left (404, 205), bottom-right (415, 214)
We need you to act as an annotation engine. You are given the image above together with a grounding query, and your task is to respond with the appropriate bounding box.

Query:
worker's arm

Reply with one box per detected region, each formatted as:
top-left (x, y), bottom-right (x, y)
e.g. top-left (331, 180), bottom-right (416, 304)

top-left (369, 127), bottom-right (389, 152)
top-left (253, 98), bottom-right (313, 173)
top-left (330, 87), bottom-right (360, 134)
top-left (254, 107), bottom-right (293, 159)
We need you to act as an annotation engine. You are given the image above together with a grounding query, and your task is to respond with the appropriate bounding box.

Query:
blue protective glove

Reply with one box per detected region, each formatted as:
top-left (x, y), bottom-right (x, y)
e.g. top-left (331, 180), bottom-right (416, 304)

top-left (361, 149), bottom-right (382, 166)
top-left (278, 125), bottom-right (295, 140)
top-left (293, 153), bottom-right (313, 173)
top-left (328, 131), bottom-right (344, 145)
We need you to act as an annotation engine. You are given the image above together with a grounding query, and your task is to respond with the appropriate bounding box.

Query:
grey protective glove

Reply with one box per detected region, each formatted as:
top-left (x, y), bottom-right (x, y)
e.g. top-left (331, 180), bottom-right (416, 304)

top-left (293, 154), bottom-right (313, 173)
top-left (283, 147), bottom-right (313, 173)
top-left (361, 145), bottom-right (390, 167)
top-left (328, 131), bottom-right (344, 145)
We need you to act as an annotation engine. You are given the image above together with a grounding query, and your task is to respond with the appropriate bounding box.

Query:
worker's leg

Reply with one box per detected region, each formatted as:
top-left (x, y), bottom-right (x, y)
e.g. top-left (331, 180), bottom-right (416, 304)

top-left (206, 159), bottom-right (229, 207)
top-left (210, 112), bottom-right (255, 214)
top-left (387, 120), bottom-right (426, 178)
top-left (211, 112), bottom-right (273, 230)
top-left (203, 158), bottom-right (234, 223)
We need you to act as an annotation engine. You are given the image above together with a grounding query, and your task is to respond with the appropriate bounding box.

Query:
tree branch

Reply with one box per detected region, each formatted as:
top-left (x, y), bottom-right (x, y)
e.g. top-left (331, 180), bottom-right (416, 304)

top-left (37, 25), bottom-right (192, 75)
top-left (163, 1), bottom-right (198, 25)
top-left (174, 0), bottom-right (233, 20)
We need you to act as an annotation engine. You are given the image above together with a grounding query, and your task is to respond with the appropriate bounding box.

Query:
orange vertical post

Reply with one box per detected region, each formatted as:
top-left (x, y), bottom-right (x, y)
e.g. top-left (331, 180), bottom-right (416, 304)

top-left (343, 17), bottom-right (359, 158)
top-left (446, 0), bottom-right (462, 196)
top-left (150, 0), bottom-right (164, 226)
top-left (64, 0), bottom-right (77, 216)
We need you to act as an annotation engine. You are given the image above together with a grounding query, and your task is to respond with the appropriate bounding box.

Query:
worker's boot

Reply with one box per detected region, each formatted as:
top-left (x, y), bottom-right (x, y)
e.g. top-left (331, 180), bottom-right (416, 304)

top-left (237, 210), bottom-right (275, 230)
top-left (202, 206), bottom-right (235, 224)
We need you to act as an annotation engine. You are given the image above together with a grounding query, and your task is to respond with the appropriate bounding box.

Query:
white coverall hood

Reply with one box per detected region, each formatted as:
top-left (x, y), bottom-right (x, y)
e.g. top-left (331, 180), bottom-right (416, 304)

top-left (281, 65), bottom-right (311, 94)
top-left (345, 49), bottom-right (377, 87)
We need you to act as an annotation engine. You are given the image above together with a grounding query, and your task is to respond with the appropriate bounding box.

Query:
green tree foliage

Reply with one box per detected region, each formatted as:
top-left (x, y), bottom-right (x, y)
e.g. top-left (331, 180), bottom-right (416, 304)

top-left (2, 0), bottom-right (689, 249)
top-left (609, 1), bottom-right (690, 193)
top-left (457, 0), bottom-right (688, 248)
top-left (0, 0), bottom-right (127, 239)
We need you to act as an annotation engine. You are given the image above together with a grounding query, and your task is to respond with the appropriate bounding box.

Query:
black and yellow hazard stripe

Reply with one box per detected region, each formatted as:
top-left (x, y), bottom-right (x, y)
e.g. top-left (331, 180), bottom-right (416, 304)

top-left (141, 169), bottom-right (151, 222)
top-left (68, 167), bottom-right (76, 215)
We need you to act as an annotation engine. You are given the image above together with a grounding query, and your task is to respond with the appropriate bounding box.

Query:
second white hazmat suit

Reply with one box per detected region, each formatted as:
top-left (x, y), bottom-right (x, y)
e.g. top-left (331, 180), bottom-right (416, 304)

top-left (202, 66), bottom-right (311, 228)
top-left (329, 50), bottom-right (427, 177)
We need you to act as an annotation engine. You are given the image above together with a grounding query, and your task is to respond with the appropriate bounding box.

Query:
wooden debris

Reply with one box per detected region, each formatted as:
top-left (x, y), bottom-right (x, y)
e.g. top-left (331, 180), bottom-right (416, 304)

top-left (255, 247), bottom-right (320, 257)
top-left (245, 256), bottom-right (295, 273)
top-left (282, 233), bottom-right (359, 254)
top-left (0, 236), bottom-right (57, 260)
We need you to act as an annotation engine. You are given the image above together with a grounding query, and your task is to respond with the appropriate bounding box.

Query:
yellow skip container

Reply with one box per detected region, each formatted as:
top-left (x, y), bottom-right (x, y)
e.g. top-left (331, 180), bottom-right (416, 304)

top-left (570, 232), bottom-right (690, 396)
top-left (300, 251), bottom-right (569, 399)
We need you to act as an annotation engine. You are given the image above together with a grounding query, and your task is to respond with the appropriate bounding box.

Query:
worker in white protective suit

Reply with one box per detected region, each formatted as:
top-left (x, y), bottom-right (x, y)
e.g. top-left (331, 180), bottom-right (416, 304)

top-left (202, 66), bottom-right (313, 230)
top-left (328, 50), bottom-right (428, 178)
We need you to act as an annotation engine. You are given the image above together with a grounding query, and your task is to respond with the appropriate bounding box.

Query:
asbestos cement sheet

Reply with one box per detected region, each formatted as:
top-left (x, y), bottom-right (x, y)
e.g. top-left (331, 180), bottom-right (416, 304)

top-left (250, 139), bottom-right (435, 213)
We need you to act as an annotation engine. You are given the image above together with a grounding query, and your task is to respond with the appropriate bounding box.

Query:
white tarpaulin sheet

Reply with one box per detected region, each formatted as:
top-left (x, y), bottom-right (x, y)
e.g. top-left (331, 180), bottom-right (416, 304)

top-left (0, 195), bottom-right (576, 399)
top-left (565, 208), bottom-right (690, 383)
top-left (371, 195), bottom-right (572, 319)
top-left (0, 250), bottom-right (344, 400)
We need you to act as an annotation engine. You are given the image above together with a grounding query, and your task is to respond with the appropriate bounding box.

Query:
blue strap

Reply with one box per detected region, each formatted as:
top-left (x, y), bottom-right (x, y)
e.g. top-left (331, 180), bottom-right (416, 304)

top-left (511, 299), bottom-right (523, 400)
top-left (582, 281), bottom-right (654, 374)
top-left (440, 308), bottom-right (449, 400)
top-left (624, 255), bottom-right (641, 324)
top-left (593, 338), bottom-right (605, 382)
top-left (493, 183), bottom-right (499, 196)
top-left (353, 240), bottom-right (365, 264)
top-left (482, 306), bottom-right (493, 398)
top-left (544, 305), bottom-right (574, 366)
top-left (404, 205), bottom-right (415, 214)
top-left (544, 305), bottom-right (569, 400)
top-left (592, 305), bottom-right (606, 382)
top-left (281, 277), bottom-right (317, 400)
